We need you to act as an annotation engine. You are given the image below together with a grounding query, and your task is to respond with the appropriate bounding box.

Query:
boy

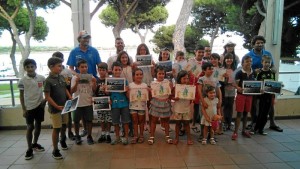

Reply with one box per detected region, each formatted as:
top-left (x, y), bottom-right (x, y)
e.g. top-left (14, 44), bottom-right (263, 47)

top-left (52, 51), bottom-right (75, 140)
top-left (197, 62), bottom-right (222, 142)
top-left (18, 59), bottom-right (46, 160)
top-left (108, 61), bottom-right (130, 145)
top-left (252, 55), bottom-right (275, 135)
top-left (44, 57), bottom-right (72, 159)
top-left (95, 62), bottom-right (112, 143)
top-left (232, 55), bottom-right (255, 140)
top-left (71, 59), bottom-right (97, 145)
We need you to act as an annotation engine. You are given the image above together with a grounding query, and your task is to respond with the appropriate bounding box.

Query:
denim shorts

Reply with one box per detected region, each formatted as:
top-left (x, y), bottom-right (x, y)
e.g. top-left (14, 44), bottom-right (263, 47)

top-left (111, 107), bottom-right (131, 125)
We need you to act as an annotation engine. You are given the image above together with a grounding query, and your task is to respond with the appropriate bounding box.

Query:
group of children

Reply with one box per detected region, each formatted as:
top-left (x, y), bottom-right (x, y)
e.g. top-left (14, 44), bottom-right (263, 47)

top-left (19, 43), bottom-right (277, 160)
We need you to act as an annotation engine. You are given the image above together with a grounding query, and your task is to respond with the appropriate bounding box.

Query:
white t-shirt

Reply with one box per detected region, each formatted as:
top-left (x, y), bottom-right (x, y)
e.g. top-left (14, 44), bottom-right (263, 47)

top-left (107, 53), bottom-right (134, 71)
top-left (129, 82), bottom-right (148, 110)
top-left (71, 74), bottom-right (94, 107)
top-left (121, 66), bottom-right (133, 83)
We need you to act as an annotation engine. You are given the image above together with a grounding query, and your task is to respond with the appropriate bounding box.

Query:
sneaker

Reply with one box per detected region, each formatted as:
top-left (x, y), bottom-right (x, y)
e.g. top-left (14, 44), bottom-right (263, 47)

top-left (87, 136), bottom-right (94, 145)
top-left (249, 129), bottom-right (256, 135)
top-left (25, 149), bottom-right (33, 160)
top-left (106, 135), bottom-right (112, 143)
top-left (32, 143), bottom-right (45, 152)
top-left (122, 138), bottom-right (129, 145)
top-left (231, 133), bottom-right (238, 140)
top-left (111, 139), bottom-right (122, 145)
top-left (210, 138), bottom-right (216, 145)
top-left (258, 130), bottom-right (268, 135)
top-left (98, 135), bottom-right (106, 143)
top-left (60, 141), bottom-right (68, 150)
top-left (269, 125), bottom-right (283, 132)
top-left (80, 129), bottom-right (88, 137)
top-left (52, 149), bottom-right (63, 160)
top-left (68, 131), bottom-right (75, 140)
top-left (242, 131), bottom-right (251, 138)
top-left (201, 139), bottom-right (207, 145)
top-left (246, 124), bottom-right (252, 130)
top-left (75, 135), bottom-right (82, 145)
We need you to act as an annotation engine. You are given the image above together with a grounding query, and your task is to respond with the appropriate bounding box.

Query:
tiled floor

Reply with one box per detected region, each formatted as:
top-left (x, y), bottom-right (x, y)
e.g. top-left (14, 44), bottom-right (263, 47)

top-left (0, 120), bottom-right (300, 169)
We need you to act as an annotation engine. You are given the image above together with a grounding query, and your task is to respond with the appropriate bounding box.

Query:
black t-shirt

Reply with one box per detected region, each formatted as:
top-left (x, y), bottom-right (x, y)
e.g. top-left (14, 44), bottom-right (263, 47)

top-left (95, 78), bottom-right (108, 97)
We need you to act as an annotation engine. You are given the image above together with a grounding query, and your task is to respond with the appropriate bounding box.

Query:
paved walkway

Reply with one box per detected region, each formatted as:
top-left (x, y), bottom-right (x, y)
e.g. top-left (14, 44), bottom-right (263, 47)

top-left (0, 120), bottom-right (300, 169)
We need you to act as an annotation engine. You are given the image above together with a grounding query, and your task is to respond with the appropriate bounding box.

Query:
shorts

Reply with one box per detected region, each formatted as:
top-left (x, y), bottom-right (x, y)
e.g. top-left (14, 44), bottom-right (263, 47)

top-left (235, 93), bottom-right (252, 113)
top-left (130, 110), bottom-right (146, 115)
top-left (111, 107), bottom-right (131, 125)
top-left (73, 106), bottom-right (94, 123)
top-left (173, 112), bottom-right (192, 121)
top-left (26, 103), bottom-right (45, 124)
top-left (50, 113), bottom-right (68, 129)
top-left (96, 110), bottom-right (112, 123)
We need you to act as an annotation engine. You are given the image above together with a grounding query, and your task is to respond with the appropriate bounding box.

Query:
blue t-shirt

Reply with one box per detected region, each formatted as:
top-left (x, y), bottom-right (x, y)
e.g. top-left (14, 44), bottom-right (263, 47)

top-left (67, 45), bottom-right (101, 77)
top-left (110, 80), bottom-right (129, 108)
top-left (247, 49), bottom-right (273, 70)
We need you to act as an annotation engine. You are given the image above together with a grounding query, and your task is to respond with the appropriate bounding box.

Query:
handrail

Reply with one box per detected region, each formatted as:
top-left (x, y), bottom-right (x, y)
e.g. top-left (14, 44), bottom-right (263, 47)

top-left (0, 78), bottom-right (20, 106)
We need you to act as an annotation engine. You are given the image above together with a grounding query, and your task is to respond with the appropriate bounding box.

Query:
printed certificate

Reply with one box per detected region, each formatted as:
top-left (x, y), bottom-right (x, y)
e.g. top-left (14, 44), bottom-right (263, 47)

top-left (136, 55), bottom-right (152, 67)
top-left (157, 60), bottom-right (172, 72)
top-left (62, 96), bottom-right (79, 114)
top-left (129, 88), bottom-right (149, 102)
top-left (242, 81), bottom-right (262, 95)
top-left (105, 77), bottom-right (125, 92)
top-left (263, 80), bottom-right (282, 94)
top-left (151, 81), bottom-right (171, 97)
top-left (92, 97), bottom-right (111, 111)
top-left (175, 84), bottom-right (196, 100)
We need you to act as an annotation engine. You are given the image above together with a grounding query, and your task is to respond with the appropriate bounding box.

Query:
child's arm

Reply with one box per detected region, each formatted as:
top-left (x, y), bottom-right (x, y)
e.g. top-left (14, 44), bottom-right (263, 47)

top-left (70, 76), bottom-right (79, 94)
top-left (19, 90), bottom-right (27, 117)
top-left (66, 89), bottom-right (72, 100)
top-left (91, 77), bottom-right (97, 92)
top-left (44, 92), bottom-right (64, 111)
top-left (198, 84), bottom-right (208, 108)
top-left (201, 106), bottom-right (211, 123)
top-left (216, 87), bottom-right (222, 108)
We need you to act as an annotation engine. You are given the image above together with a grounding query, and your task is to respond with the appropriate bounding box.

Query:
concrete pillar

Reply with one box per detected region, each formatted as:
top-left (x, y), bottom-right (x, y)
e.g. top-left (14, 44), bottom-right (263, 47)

top-left (71, 0), bottom-right (91, 47)
top-left (264, 0), bottom-right (284, 80)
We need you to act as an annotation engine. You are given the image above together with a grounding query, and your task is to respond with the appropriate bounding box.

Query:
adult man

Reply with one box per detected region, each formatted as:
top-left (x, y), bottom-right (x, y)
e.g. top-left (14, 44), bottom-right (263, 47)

top-left (246, 35), bottom-right (283, 132)
top-left (203, 46), bottom-right (212, 61)
top-left (67, 30), bottom-right (101, 78)
top-left (107, 37), bottom-right (133, 73)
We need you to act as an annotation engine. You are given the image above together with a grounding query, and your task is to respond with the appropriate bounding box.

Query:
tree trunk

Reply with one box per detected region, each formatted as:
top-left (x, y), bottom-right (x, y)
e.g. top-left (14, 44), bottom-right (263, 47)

top-left (8, 29), bottom-right (19, 77)
top-left (134, 25), bottom-right (148, 44)
top-left (209, 22), bottom-right (220, 49)
top-left (172, 0), bottom-right (194, 53)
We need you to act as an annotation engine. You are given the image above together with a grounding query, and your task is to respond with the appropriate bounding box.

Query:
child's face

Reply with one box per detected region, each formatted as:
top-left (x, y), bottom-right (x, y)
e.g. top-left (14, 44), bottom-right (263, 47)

top-left (204, 67), bottom-right (214, 77)
top-left (112, 66), bottom-right (122, 77)
top-left (210, 57), bottom-right (219, 67)
top-left (24, 64), bottom-right (37, 75)
top-left (176, 55), bottom-right (185, 62)
top-left (50, 63), bottom-right (63, 74)
top-left (204, 47), bottom-right (211, 56)
top-left (242, 58), bottom-right (252, 70)
top-left (156, 69), bottom-right (165, 81)
top-left (161, 50), bottom-right (170, 61)
top-left (207, 90), bottom-right (216, 100)
top-left (180, 74), bottom-right (189, 84)
top-left (139, 46), bottom-right (147, 55)
top-left (225, 57), bottom-right (233, 66)
top-left (78, 63), bottom-right (88, 74)
top-left (262, 59), bottom-right (271, 69)
top-left (195, 50), bottom-right (204, 61)
top-left (120, 54), bottom-right (129, 65)
top-left (98, 68), bottom-right (107, 78)
top-left (134, 70), bottom-right (143, 83)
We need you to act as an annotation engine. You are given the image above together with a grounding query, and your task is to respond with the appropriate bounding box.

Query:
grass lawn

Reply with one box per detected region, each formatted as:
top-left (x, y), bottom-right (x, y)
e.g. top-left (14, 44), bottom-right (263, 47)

top-left (0, 83), bottom-right (19, 97)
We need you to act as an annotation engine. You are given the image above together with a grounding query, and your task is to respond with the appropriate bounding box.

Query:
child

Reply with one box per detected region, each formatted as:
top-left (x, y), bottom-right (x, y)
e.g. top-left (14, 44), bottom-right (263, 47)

top-left (197, 62), bottom-right (222, 141)
top-left (201, 86), bottom-right (221, 145)
top-left (117, 51), bottom-right (133, 83)
top-left (44, 57), bottom-right (72, 159)
top-left (232, 55), bottom-right (255, 140)
top-left (172, 70), bottom-right (194, 145)
top-left (128, 68), bottom-right (149, 143)
top-left (172, 51), bottom-right (186, 79)
top-left (157, 47), bottom-right (172, 80)
top-left (148, 65), bottom-right (173, 145)
top-left (71, 59), bottom-right (97, 145)
top-left (222, 53), bottom-right (236, 131)
top-left (109, 61), bottom-right (131, 145)
top-left (252, 55), bottom-right (275, 135)
top-left (52, 51), bottom-right (75, 140)
top-left (95, 62), bottom-right (112, 143)
top-left (18, 59), bottom-right (46, 160)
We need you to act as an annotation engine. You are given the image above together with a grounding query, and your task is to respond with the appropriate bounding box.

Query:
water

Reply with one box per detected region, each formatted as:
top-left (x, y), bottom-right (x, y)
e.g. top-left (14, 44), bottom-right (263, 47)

top-left (0, 49), bottom-right (299, 93)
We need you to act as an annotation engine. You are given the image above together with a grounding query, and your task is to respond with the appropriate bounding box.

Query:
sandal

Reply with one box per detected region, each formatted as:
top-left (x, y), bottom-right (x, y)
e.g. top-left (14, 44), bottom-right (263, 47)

top-left (210, 138), bottom-right (216, 145)
top-left (138, 137), bottom-right (144, 143)
top-left (201, 138), bottom-right (207, 145)
top-left (122, 138), bottom-right (129, 145)
top-left (173, 139), bottom-right (179, 145)
top-left (111, 139), bottom-right (122, 145)
top-left (191, 126), bottom-right (200, 133)
top-left (187, 140), bottom-right (194, 145)
top-left (148, 137), bottom-right (154, 145)
top-left (131, 137), bottom-right (138, 144)
top-left (165, 136), bottom-right (173, 144)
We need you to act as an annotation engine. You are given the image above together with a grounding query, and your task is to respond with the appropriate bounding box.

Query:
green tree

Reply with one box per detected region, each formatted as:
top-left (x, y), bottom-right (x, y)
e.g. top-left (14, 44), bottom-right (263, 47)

top-left (99, 0), bottom-right (169, 38)
top-left (0, 0), bottom-right (59, 77)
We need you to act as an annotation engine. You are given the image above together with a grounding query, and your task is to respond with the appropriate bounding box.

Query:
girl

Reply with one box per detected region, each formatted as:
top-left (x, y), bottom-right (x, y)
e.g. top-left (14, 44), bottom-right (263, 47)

top-left (148, 65), bottom-right (173, 145)
top-left (172, 51), bottom-right (187, 80)
top-left (157, 47), bottom-right (172, 80)
top-left (201, 86), bottom-right (221, 145)
top-left (127, 68), bottom-right (149, 144)
top-left (172, 70), bottom-right (194, 145)
top-left (222, 53), bottom-right (236, 131)
top-left (220, 41), bottom-right (240, 70)
top-left (117, 51), bottom-right (133, 83)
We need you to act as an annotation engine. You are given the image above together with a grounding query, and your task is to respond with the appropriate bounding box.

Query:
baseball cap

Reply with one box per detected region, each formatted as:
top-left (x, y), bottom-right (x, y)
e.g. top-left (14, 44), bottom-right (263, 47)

top-left (78, 30), bottom-right (91, 39)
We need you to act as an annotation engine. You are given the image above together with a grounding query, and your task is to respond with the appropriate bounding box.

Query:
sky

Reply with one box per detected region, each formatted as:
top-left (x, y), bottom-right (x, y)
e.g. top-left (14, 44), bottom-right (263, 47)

top-left (0, 0), bottom-right (245, 51)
